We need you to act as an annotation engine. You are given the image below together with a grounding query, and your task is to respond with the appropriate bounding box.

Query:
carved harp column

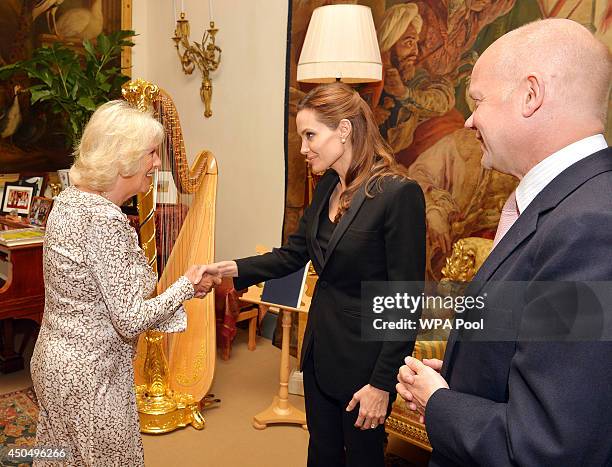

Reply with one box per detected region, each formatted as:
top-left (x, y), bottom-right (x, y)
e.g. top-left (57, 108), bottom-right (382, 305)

top-left (122, 79), bottom-right (218, 433)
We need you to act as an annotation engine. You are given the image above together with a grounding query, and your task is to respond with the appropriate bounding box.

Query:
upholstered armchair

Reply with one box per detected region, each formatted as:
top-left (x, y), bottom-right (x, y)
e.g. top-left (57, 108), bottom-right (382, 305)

top-left (384, 237), bottom-right (493, 450)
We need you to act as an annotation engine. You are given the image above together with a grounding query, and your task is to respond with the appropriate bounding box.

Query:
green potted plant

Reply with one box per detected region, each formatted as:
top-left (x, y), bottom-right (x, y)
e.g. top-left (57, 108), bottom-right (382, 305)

top-left (0, 30), bottom-right (135, 149)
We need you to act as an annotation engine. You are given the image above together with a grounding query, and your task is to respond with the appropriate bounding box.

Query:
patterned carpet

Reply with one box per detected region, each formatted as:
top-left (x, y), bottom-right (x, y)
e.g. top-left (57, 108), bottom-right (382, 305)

top-left (0, 386), bottom-right (418, 467)
top-left (0, 387), bottom-right (38, 467)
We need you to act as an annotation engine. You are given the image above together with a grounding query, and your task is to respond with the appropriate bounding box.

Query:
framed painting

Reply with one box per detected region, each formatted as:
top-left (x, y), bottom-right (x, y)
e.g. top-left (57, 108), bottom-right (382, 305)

top-left (284, 0), bottom-right (612, 281)
top-left (0, 0), bottom-right (133, 172)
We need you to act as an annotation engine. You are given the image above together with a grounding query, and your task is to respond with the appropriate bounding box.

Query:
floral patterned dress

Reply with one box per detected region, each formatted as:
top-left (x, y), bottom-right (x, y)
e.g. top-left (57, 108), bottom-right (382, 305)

top-left (31, 186), bottom-right (194, 466)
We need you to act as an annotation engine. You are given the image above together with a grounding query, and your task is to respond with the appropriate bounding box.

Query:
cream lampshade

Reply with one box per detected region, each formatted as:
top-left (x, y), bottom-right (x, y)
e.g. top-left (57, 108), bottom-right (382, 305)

top-left (297, 4), bottom-right (382, 83)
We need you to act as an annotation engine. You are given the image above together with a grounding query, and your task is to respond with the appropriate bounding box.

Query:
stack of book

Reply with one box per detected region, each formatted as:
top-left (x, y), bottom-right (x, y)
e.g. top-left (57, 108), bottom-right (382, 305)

top-left (0, 227), bottom-right (45, 247)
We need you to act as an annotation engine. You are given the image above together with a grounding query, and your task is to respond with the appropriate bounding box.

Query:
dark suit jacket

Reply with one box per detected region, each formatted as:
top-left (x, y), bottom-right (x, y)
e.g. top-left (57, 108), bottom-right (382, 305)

top-left (234, 170), bottom-right (426, 398)
top-left (427, 147), bottom-right (612, 466)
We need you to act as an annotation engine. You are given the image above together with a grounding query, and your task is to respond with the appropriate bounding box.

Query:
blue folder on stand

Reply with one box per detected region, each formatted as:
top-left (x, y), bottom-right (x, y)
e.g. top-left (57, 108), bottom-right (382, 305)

top-left (260, 263), bottom-right (309, 309)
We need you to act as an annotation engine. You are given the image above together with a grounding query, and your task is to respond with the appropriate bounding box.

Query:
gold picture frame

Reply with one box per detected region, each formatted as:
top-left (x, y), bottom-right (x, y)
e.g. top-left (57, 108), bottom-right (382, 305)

top-left (0, 0), bottom-right (133, 172)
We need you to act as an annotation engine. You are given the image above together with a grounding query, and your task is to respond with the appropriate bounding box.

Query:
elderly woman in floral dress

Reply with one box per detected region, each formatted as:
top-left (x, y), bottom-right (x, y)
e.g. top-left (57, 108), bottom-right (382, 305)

top-left (30, 100), bottom-right (219, 466)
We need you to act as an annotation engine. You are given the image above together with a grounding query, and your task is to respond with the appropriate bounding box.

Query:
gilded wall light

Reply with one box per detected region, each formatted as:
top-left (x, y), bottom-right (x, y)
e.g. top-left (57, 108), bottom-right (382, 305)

top-left (172, 1), bottom-right (221, 118)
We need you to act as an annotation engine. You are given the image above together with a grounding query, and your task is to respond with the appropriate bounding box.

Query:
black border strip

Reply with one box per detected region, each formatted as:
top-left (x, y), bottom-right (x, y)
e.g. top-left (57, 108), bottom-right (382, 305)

top-left (281, 0), bottom-right (293, 242)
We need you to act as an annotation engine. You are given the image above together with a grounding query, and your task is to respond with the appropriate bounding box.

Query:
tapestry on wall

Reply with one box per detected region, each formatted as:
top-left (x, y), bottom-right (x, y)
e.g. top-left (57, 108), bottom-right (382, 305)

top-left (284, 0), bottom-right (612, 280)
top-left (0, 0), bottom-right (130, 172)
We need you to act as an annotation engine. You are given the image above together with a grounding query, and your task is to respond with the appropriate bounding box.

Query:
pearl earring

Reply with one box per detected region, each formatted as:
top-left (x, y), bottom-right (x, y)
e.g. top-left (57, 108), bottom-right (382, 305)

top-left (341, 138), bottom-right (346, 143)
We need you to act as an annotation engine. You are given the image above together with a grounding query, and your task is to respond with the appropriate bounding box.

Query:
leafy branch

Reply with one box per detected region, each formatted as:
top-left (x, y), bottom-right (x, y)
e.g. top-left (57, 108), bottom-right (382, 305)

top-left (0, 30), bottom-right (135, 149)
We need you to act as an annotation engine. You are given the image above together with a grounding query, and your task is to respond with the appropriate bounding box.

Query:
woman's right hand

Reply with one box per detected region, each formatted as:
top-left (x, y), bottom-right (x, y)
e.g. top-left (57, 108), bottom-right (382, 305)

top-left (183, 265), bottom-right (222, 298)
top-left (204, 261), bottom-right (239, 278)
top-left (185, 265), bottom-right (207, 285)
top-left (194, 272), bottom-right (222, 298)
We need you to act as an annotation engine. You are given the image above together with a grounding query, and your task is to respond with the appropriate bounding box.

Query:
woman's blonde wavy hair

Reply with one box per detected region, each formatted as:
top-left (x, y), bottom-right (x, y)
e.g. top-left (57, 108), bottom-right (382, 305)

top-left (69, 100), bottom-right (164, 192)
top-left (297, 82), bottom-right (410, 221)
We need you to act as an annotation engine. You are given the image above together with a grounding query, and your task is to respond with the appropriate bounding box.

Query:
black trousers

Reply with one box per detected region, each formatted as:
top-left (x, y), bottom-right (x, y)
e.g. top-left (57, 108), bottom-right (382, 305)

top-left (303, 354), bottom-right (395, 467)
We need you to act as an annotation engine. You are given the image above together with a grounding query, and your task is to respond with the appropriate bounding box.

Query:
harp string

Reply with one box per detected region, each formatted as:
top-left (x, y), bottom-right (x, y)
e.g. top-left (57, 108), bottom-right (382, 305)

top-left (154, 94), bottom-right (193, 285)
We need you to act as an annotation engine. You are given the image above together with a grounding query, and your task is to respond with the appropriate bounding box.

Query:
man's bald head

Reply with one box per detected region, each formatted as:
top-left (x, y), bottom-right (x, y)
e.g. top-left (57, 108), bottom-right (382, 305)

top-left (466, 19), bottom-right (610, 178)
top-left (481, 18), bottom-right (610, 124)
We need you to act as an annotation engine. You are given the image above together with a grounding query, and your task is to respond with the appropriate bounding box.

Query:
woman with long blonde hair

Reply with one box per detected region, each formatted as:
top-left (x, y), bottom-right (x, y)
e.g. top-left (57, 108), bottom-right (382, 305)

top-left (211, 82), bottom-right (425, 467)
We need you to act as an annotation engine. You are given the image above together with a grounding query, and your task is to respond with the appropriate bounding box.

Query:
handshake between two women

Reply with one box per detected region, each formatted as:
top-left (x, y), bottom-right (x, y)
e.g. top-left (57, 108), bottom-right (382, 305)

top-left (183, 260), bottom-right (238, 298)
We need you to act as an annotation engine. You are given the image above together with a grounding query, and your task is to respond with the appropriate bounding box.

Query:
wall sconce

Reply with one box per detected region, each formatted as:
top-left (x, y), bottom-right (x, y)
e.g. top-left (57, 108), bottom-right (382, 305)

top-left (172, 9), bottom-right (221, 118)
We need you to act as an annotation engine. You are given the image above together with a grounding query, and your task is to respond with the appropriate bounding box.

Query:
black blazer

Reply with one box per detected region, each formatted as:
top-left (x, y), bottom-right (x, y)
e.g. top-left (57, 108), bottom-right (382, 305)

top-left (426, 147), bottom-right (612, 466)
top-left (234, 170), bottom-right (426, 398)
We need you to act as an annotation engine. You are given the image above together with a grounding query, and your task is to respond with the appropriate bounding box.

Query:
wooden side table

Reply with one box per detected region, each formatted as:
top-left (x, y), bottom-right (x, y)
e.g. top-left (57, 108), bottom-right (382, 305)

top-left (0, 218), bottom-right (44, 373)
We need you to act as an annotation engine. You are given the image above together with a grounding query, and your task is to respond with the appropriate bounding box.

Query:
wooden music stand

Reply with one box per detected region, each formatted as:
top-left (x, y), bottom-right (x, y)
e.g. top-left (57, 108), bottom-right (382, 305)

top-left (240, 280), bottom-right (313, 430)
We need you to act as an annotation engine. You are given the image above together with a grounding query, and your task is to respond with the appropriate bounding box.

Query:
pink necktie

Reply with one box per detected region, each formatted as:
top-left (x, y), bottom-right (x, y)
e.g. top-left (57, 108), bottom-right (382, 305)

top-left (493, 191), bottom-right (520, 248)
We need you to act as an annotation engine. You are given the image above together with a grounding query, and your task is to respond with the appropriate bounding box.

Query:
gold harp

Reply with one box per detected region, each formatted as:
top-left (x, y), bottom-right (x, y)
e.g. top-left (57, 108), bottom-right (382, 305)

top-left (122, 79), bottom-right (218, 433)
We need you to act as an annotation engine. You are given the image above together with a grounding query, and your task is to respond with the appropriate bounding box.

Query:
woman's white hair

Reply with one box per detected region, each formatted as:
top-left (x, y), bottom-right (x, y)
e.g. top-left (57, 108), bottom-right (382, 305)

top-left (69, 100), bottom-right (164, 192)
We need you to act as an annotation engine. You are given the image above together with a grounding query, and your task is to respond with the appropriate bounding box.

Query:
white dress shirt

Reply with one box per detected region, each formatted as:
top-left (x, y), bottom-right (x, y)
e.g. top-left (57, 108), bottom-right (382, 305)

top-left (515, 134), bottom-right (608, 214)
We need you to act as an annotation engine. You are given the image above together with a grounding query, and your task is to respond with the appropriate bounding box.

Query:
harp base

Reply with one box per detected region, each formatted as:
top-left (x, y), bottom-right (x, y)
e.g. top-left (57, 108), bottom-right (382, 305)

top-left (136, 387), bottom-right (206, 434)
top-left (137, 398), bottom-right (205, 434)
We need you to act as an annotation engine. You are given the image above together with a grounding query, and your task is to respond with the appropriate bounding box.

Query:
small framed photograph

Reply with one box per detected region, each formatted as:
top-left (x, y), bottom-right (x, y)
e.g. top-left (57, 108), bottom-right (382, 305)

top-left (57, 169), bottom-right (71, 190)
top-left (1, 183), bottom-right (35, 215)
top-left (29, 196), bottom-right (54, 227)
top-left (156, 171), bottom-right (178, 204)
top-left (19, 172), bottom-right (48, 197)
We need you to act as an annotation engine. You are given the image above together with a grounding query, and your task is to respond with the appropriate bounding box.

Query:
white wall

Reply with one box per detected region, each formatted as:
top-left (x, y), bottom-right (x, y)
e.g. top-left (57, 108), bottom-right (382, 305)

top-left (132, 0), bottom-right (288, 261)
